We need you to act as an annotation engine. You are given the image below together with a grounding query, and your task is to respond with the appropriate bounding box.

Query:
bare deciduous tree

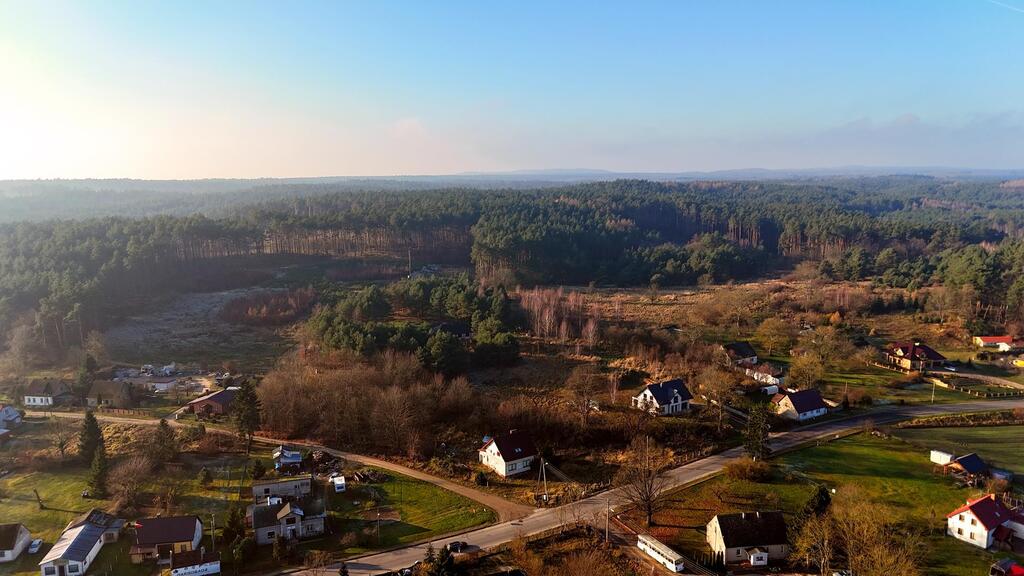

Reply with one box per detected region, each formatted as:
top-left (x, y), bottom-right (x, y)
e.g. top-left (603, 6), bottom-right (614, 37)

top-left (614, 436), bottom-right (672, 526)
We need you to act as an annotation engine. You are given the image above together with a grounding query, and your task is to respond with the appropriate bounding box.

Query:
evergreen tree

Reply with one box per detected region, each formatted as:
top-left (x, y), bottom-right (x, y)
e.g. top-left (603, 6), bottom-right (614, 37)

top-left (151, 418), bottom-right (179, 465)
top-left (222, 505), bottom-right (246, 544)
top-left (231, 380), bottom-right (261, 455)
top-left (88, 440), bottom-right (108, 498)
top-left (78, 411), bottom-right (102, 464)
top-left (744, 402), bottom-right (773, 460)
top-left (198, 466), bottom-right (213, 486)
top-left (249, 458), bottom-right (266, 480)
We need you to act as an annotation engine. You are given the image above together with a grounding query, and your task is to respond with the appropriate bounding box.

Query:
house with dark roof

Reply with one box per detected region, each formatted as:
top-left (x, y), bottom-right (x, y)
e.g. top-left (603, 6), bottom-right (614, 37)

top-left (272, 446), bottom-right (303, 471)
top-left (85, 380), bottom-right (135, 409)
top-left (186, 387), bottom-right (239, 418)
top-left (169, 548), bottom-right (221, 576)
top-left (39, 509), bottom-right (124, 576)
top-left (706, 511), bottom-right (789, 566)
top-left (885, 341), bottom-right (946, 370)
top-left (0, 523), bottom-right (31, 564)
top-left (631, 379), bottom-right (693, 416)
top-left (23, 379), bottom-right (74, 408)
top-left (0, 404), bottom-right (22, 430)
top-left (128, 516), bottom-right (203, 564)
top-left (722, 342), bottom-right (758, 365)
top-left (947, 494), bottom-right (1024, 549)
top-left (771, 389), bottom-right (829, 421)
top-left (478, 430), bottom-right (538, 477)
top-left (247, 496), bottom-right (326, 546)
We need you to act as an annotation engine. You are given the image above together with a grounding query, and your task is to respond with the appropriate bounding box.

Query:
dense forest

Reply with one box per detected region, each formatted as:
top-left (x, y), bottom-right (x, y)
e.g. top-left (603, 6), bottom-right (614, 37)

top-left (5, 176), bottom-right (1024, 362)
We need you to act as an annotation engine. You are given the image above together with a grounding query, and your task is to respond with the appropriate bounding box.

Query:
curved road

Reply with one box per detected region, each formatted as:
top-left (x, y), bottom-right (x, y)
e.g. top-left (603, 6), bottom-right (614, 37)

top-left (317, 398), bottom-right (1024, 576)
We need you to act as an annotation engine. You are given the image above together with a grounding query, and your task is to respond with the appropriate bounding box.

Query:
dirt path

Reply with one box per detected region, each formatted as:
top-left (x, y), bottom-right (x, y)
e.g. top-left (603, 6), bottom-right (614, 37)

top-left (24, 411), bottom-right (533, 523)
top-left (252, 435), bottom-right (534, 522)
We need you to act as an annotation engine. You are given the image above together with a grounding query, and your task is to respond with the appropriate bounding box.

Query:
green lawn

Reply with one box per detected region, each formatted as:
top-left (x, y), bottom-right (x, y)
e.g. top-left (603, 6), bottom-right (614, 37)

top-left (328, 468), bottom-right (496, 554)
top-left (779, 434), bottom-right (1019, 576)
top-left (893, 425), bottom-right (1024, 474)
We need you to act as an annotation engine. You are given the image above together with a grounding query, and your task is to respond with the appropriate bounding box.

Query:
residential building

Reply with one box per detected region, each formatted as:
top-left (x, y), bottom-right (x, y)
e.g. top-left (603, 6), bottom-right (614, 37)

top-left (885, 341), bottom-right (946, 370)
top-left (85, 380), bottom-right (135, 409)
top-left (771, 389), bottom-right (829, 421)
top-left (272, 446), bottom-right (303, 471)
top-left (248, 497), bottom-right (326, 545)
top-left (39, 509), bottom-right (124, 576)
top-left (0, 404), bottom-right (22, 429)
top-left (478, 430), bottom-right (538, 478)
top-left (186, 387), bottom-right (238, 417)
top-left (723, 342), bottom-right (758, 365)
top-left (973, 336), bottom-right (1014, 349)
top-left (129, 516), bottom-right (203, 564)
top-left (631, 379), bottom-right (692, 416)
top-left (0, 523), bottom-right (31, 563)
top-left (707, 511), bottom-right (789, 566)
top-left (636, 534), bottom-right (685, 573)
top-left (251, 475), bottom-right (313, 501)
top-left (946, 494), bottom-right (1024, 550)
top-left (745, 363), bottom-right (785, 386)
top-left (169, 548), bottom-right (221, 576)
top-left (23, 379), bottom-right (74, 408)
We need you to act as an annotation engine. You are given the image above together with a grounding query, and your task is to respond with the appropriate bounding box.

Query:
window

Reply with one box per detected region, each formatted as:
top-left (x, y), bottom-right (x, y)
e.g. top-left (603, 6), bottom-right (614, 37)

top-left (286, 517), bottom-right (296, 525)
top-left (69, 565), bottom-right (80, 574)
top-left (957, 528), bottom-right (963, 535)
top-left (970, 532), bottom-right (976, 540)
top-left (0, 551), bottom-right (6, 558)
top-left (268, 531), bottom-right (276, 540)
top-left (970, 518), bottom-right (977, 526)
top-left (44, 568), bottom-right (56, 576)
top-left (959, 514), bottom-right (964, 522)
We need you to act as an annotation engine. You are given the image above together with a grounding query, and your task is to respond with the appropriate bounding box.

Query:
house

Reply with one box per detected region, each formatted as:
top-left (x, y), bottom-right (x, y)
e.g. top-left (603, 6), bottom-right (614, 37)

top-left (706, 511), bottom-right (789, 566)
top-left (946, 494), bottom-right (1024, 550)
top-left (169, 548), bottom-right (221, 576)
top-left (85, 380), bottom-right (135, 409)
top-left (771, 389), bottom-right (829, 421)
top-left (745, 363), bottom-right (785, 386)
top-left (991, 558), bottom-right (1024, 576)
top-left (478, 430), bottom-right (538, 478)
top-left (973, 336), bottom-right (1014, 350)
top-left (247, 496), bottom-right (326, 545)
top-left (885, 341), bottom-right (946, 370)
top-left (143, 377), bottom-right (179, 394)
top-left (186, 387), bottom-right (238, 418)
top-left (129, 516), bottom-right (203, 564)
top-left (636, 534), bottom-right (686, 573)
top-left (251, 475), bottom-right (313, 501)
top-left (272, 446), bottom-right (303, 471)
top-left (631, 379), bottom-right (693, 416)
top-left (39, 509), bottom-right (124, 576)
top-left (723, 342), bottom-right (758, 365)
top-left (23, 379), bottom-right (74, 408)
top-left (0, 404), bottom-right (22, 429)
top-left (0, 523), bottom-right (31, 564)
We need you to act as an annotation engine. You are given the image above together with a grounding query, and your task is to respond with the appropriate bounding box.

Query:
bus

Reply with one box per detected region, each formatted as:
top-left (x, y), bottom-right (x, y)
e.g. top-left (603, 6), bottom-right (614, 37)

top-left (637, 533), bottom-right (686, 573)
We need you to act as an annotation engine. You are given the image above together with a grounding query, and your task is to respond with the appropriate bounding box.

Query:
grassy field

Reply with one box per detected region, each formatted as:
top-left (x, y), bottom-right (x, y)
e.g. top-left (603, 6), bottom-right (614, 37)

top-left (893, 425), bottom-right (1024, 474)
top-left (630, 434), bottom-right (1019, 576)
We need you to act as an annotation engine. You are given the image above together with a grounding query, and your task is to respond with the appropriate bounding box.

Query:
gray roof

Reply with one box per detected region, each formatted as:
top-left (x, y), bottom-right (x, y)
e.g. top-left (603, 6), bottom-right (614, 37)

top-left (250, 497), bottom-right (325, 529)
top-left (714, 511), bottom-right (787, 548)
top-left (40, 510), bottom-right (123, 565)
top-left (0, 524), bottom-right (26, 550)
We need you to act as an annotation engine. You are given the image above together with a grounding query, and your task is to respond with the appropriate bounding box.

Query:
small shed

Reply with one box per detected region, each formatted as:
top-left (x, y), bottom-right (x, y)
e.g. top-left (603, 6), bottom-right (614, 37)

top-left (931, 450), bottom-right (955, 466)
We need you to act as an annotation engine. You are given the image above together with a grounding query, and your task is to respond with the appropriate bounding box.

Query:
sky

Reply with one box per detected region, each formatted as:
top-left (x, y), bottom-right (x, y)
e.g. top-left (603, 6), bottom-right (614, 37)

top-left (1, 0), bottom-right (1023, 179)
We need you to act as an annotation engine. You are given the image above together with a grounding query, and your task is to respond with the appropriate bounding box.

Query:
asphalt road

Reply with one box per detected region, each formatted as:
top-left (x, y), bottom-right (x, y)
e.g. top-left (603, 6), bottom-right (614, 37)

top-left (316, 398), bottom-right (1024, 576)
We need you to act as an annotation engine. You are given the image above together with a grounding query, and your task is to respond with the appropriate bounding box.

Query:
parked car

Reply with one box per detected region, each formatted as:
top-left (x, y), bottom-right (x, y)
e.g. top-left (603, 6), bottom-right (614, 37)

top-left (28, 539), bottom-right (43, 554)
top-left (446, 541), bottom-right (468, 553)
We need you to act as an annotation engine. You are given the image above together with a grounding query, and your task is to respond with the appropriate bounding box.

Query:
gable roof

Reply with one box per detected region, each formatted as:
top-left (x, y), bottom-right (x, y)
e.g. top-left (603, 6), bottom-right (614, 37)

top-left (947, 494), bottom-right (1015, 531)
top-left (250, 496), bottom-right (325, 529)
top-left (0, 523), bottom-right (26, 550)
top-left (713, 511), bottom-right (788, 548)
top-left (134, 516), bottom-right (200, 546)
top-left (724, 342), bottom-right (758, 360)
top-left (25, 379), bottom-right (71, 397)
top-left (773, 388), bottom-right (828, 414)
top-left (481, 430), bottom-right (538, 461)
top-left (887, 341), bottom-right (946, 362)
top-left (87, 380), bottom-right (130, 399)
top-left (41, 509), bottom-right (123, 565)
top-left (642, 379), bottom-right (693, 406)
top-left (953, 452), bottom-right (988, 474)
top-left (187, 387), bottom-right (238, 408)
top-left (976, 336), bottom-right (1013, 345)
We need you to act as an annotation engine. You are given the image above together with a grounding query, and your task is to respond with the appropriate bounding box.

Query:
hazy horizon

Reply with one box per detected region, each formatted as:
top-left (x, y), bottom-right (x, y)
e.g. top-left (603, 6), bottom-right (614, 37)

top-left (2, 0), bottom-right (1023, 179)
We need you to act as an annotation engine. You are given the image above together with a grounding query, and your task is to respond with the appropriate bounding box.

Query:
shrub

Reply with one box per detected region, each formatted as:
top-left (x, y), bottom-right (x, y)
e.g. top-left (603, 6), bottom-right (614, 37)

top-left (723, 457), bottom-right (772, 482)
top-left (474, 470), bottom-right (488, 486)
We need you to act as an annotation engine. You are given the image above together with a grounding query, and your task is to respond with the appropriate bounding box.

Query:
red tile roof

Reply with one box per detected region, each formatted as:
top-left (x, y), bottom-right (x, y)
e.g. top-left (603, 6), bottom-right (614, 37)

top-left (976, 336), bottom-right (1013, 345)
top-left (946, 494), bottom-right (1015, 531)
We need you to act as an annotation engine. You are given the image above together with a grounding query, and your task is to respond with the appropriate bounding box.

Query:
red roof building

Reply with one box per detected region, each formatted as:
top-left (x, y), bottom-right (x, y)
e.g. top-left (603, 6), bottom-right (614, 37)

top-left (946, 494), bottom-right (1024, 550)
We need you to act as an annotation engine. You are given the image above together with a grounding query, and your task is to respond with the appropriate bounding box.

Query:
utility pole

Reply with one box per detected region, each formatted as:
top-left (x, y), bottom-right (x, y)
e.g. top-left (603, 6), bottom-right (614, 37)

top-left (605, 497), bottom-right (610, 543)
top-left (210, 513), bottom-right (216, 552)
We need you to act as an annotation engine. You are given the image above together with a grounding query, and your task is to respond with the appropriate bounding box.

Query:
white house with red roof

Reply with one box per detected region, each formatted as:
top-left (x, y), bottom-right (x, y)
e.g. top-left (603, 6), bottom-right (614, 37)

top-left (946, 494), bottom-right (1024, 549)
top-left (478, 430), bottom-right (538, 477)
top-left (973, 336), bottom-right (1015, 351)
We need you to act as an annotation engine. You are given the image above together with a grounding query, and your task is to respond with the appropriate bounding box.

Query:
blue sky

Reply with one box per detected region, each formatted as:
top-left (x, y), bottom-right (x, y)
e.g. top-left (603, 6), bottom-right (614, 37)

top-left (1, 0), bottom-right (1022, 178)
